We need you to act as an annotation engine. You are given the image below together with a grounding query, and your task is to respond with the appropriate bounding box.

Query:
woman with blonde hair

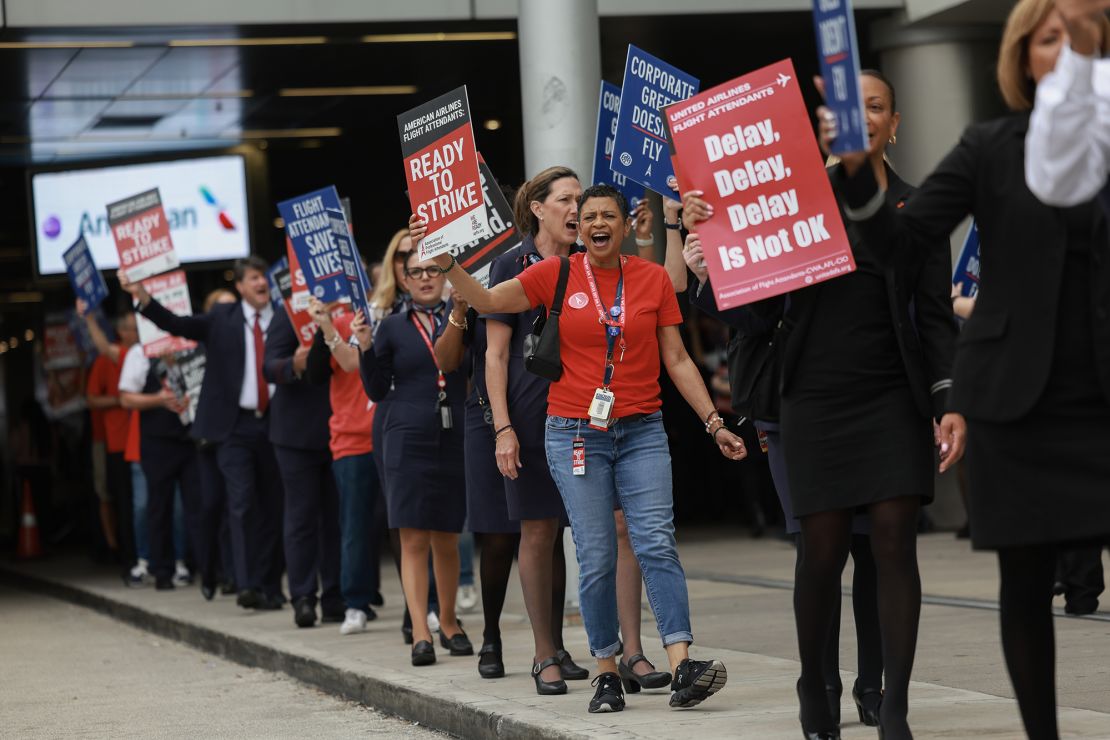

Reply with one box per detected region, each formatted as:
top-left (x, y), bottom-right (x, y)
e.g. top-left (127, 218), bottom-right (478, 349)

top-left (826, 1), bottom-right (1110, 736)
top-left (369, 228), bottom-right (413, 323)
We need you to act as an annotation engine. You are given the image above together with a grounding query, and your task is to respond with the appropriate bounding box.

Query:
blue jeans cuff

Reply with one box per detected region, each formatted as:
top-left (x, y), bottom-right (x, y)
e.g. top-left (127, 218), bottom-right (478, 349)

top-left (590, 639), bottom-right (623, 659)
top-left (662, 631), bottom-right (693, 648)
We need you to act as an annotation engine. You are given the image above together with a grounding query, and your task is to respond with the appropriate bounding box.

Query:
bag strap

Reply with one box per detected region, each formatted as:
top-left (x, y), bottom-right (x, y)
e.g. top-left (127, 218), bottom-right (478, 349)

top-left (549, 256), bottom-right (571, 317)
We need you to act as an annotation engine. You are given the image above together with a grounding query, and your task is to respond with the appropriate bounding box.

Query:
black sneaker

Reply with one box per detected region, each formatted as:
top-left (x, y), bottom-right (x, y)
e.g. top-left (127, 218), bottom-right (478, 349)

top-left (588, 672), bottom-right (625, 713)
top-left (669, 658), bottom-right (727, 708)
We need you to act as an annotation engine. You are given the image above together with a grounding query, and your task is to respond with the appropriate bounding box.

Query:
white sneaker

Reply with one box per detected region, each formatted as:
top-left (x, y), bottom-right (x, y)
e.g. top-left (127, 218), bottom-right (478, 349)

top-left (126, 559), bottom-right (149, 587)
top-left (339, 608), bottom-right (368, 635)
top-left (426, 610), bottom-right (440, 634)
top-left (173, 560), bottom-right (192, 586)
top-left (457, 584), bottom-right (479, 613)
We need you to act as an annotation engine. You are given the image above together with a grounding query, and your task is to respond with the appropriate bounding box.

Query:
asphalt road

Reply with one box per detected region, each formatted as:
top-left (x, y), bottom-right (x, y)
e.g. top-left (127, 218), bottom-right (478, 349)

top-left (0, 585), bottom-right (447, 739)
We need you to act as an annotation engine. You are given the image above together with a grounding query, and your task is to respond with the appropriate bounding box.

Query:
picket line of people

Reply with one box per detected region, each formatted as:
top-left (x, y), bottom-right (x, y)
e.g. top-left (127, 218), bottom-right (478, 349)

top-left (64, 1), bottom-right (1110, 735)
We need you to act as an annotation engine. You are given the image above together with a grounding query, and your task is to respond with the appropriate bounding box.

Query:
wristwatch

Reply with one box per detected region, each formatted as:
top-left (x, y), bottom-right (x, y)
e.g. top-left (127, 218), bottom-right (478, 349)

top-left (663, 220), bottom-right (681, 230)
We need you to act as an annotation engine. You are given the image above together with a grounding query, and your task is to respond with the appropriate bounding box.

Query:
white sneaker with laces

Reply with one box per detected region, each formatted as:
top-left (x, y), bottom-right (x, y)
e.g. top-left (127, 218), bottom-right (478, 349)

top-left (173, 560), bottom-right (192, 586)
top-left (426, 610), bottom-right (440, 634)
top-left (339, 608), bottom-right (368, 635)
top-left (127, 559), bottom-right (149, 587)
top-left (457, 584), bottom-right (479, 613)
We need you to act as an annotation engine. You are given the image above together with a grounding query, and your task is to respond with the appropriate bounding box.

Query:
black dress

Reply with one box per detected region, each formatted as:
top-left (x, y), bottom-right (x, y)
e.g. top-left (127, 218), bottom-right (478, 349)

top-left (360, 305), bottom-right (466, 532)
top-left (485, 238), bottom-right (570, 523)
top-left (781, 245), bottom-right (934, 517)
top-left (459, 309), bottom-right (519, 534)
top-left (967, 202), bottom-right (1110, 548)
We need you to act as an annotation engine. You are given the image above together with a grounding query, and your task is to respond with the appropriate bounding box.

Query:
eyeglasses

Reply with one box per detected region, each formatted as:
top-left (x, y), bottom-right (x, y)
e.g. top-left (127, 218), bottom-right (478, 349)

top-left (405, 266), bottom-right (446, 279)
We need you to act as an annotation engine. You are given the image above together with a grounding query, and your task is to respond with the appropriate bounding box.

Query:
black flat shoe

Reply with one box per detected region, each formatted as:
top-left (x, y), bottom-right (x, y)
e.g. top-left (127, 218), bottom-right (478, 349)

top-left (852, 682), bottom-right (882, 727)
top-left (200, 581), bottom-right (216, 601)
top-left (670, 658), bottom-right (727, 708)
top-left (797, 678), bottom-right (840, 739)
top-left (411, 640), bottom-right (436, 666)
top-left (477, 641), bottom-right (505, 679)
top-left (556, 649), bottom-right (589, 680)
top-left (588, 672), bottom-right (625, 713)
top-left (826, 681), bottom-right (843, 727)
top-left (531, 656), bottom-right (568, 695)
top-left (619, 653), bottom-right (671, 692)
top-left (293, 597), bottom-right (317, 628)
top-left (439, 628), bottom-right (474, 656)
top-left (236, 589), bottom-right (261, 609)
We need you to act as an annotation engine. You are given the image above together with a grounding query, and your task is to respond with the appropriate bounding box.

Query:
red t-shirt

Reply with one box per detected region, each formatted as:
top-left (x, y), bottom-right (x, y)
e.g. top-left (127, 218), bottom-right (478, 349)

top-left (90, 407), bottom-right (106, 442)
top-left (124, 410), bottom-right (141, 463)
top-left (86, 349), bottom-right (130, 453)
top-left (328, 313), bottom-right (375, 460)
top-left (517, 253), bottom-right (682, 419)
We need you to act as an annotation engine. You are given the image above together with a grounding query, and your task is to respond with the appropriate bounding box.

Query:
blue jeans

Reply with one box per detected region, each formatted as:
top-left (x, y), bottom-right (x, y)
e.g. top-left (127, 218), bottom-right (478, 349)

top-left (332, 452), bottom-right (380, 612)
top-left (545, 411), bottom-right (693, 658)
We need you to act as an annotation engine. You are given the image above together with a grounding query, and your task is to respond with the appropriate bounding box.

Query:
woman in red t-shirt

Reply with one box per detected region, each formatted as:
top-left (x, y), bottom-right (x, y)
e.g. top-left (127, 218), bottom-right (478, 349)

top-left (413, 184), bottom-right (746, 715)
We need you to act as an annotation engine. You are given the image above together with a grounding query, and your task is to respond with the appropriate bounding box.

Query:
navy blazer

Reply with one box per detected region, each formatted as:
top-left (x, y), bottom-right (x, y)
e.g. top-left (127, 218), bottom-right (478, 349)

top-left (142, 299), bottom-right (262, 443)
top-left (262, 308), bottom-right (331, 452)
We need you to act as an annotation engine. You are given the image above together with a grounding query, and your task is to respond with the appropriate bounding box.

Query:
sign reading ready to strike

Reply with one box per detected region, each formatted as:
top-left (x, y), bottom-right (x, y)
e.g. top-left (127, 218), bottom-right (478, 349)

top-left (277, 186), bottom-right (348, 304)
top-left (107, 188), bottom-right (179, 283)
top-left (664, 59), bottom-right (855, 310)
top-left (592, 81), bottom-right (646, 209)
top-left (398, 86), bottom-right (492, 260)
top-left (612, 46), bottom-right (699, 196)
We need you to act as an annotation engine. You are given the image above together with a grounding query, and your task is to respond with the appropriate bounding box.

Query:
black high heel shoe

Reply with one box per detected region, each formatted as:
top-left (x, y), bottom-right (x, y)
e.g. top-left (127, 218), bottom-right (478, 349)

top-left (852, 682), bottom-right (883, 727)
top-left (797, 679), bottom-right (841, 740)
top-left (477, 641), bottom-right (504, 679)
top-left (617, 654), bottom-right (672, 692)
top-left (531, 657), bottom-right (568, 695)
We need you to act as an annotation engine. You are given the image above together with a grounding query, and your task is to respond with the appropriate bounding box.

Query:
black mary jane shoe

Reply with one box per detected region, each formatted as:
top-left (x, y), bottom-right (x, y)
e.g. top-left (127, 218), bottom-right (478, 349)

top-left (477, 641), bottom-right (505, 679)
top-left (411, 640), bottom-right (436, 666)
top-left (531, 656), bottom-right (568, 695)
top-left (439, 628), bottom-right (474, 656)
top-left (618, 653), bottom-right (672, 692)
top-left (852, 682), bottom-right (883, 727)
top-left (797, 679), bottom-right (841, 740)
top-left (556, 649), bottom-right (589, 680)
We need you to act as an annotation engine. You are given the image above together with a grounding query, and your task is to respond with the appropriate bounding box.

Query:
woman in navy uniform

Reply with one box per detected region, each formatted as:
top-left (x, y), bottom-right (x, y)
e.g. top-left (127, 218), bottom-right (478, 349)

top-left (357, 251), bottom-right (470, 666)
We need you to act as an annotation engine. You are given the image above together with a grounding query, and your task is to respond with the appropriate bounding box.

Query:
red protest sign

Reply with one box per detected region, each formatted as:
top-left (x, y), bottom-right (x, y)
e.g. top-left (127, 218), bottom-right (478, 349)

top-left (665, 59), bottom-right (855, 310)
top-left (397, 86), bottom-right (492, 261)
top-left (136, 270), bottom-right (197, 357)
top-left (283, 239), bottom-right (345, 347)
top-left (107, 188), bottom-right (180, 283)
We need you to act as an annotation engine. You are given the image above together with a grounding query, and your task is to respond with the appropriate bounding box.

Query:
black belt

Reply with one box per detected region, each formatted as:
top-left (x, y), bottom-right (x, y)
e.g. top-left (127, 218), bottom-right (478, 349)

top-left (612, 412), bottom-right (648, 424)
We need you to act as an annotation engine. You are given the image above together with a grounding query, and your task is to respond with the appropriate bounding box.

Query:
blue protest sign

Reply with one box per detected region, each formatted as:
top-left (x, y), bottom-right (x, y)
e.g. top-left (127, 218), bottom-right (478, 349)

top-left (611, 45), bottom-right (699, 196)
top-left (277, 186), bottom-right (348, 303)
top-left (593, 81), bottom-right (646, 210)
top-left (952, 221), bottom-right (980, 298)
top-left (812, 0), bottom-right (868, 154)
top-left (62, 234), bottom-right (109, 309)
top-left (266, 256), bottom-right (289, 311)
top-left (328, 208), bottom-right (372, 317)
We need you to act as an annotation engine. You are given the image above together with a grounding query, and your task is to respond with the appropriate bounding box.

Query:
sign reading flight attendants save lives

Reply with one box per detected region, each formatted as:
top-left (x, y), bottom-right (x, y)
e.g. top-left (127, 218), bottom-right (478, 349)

top-left (107, 188), bottom-right (180, 283)
top-left (277, 186), bottom-right (348, 304)
top-left (282, 239), bottom-right (347, 348)
top-left (812, 0), bottom-right (869, 154)
top-left (612, 45), bottom-right (699, 196)
top-left (664, 59), bottom-right (856, 310)
top-left (593, 81), bottom-right (646, 209)
top-left (135, 270), bottom-right (198, 357)
top-left (398, 85), bottom-right (492, 260)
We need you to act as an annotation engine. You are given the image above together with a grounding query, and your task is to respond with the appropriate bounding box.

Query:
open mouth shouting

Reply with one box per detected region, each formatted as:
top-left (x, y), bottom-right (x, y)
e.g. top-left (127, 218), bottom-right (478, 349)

top-left (587, 229), bottom-right (612, 249)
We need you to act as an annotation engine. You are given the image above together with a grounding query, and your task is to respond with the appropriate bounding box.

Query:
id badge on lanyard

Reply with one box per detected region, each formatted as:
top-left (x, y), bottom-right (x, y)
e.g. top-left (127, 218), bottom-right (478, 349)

top-left (583, 256), bottom-right (626, 431)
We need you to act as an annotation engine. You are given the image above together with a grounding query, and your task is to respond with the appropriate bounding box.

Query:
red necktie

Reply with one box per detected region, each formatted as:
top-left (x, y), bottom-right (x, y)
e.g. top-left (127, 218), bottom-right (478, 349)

top-left (253, 314), bottom-right (269, 414)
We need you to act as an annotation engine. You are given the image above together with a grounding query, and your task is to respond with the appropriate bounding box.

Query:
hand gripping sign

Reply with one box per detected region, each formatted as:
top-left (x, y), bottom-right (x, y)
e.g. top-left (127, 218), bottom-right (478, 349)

top-left (664, 59), bottom-right (856, 310)
top-left (107, 188), bottom-right (180, 283)
top-left (612, 45), bottom-right (699, 196)
top-left (398, 85), bottom-right (492, 260)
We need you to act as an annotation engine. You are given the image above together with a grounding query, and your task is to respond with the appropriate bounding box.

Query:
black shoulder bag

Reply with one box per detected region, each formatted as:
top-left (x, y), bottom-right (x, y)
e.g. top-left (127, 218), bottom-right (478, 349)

top-left (523, 256), bottom-right (570, 382)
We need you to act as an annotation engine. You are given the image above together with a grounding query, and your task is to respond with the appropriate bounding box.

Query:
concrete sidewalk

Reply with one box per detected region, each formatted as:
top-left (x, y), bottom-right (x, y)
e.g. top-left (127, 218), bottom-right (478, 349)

top-left (3, 532), bottom-right (1109, 739)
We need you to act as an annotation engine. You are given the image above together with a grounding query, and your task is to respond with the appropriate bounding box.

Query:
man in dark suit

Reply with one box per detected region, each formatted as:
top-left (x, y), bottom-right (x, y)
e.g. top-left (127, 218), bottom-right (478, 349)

top-left (263, 307), bottom-right (343, 627)
top-left (119, 257), bottom-right (285, 609)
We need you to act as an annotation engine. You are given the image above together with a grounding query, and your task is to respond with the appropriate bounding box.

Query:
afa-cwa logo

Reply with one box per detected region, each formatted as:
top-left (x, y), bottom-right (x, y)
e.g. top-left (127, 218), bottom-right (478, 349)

top-left (41, 186), bottom-right (236, 240)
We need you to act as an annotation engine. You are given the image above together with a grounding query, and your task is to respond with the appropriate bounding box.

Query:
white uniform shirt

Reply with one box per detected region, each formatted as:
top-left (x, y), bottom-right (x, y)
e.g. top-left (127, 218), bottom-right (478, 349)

top-left (117, 343), bottom-right (152, 394)
top-left (1026, 45), bottom-right (1110, 206)
top-left (239, 301), bottom-right (275, 411)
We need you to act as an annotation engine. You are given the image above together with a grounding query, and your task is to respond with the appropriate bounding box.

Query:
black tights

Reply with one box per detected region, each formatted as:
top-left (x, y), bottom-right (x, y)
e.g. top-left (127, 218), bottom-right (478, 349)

top-left (475, 532), bottom-right (521, 645)
top-left (816, 534), bottom-right (883, 691)
top-left (795, 497), bottom-right (920, 737)
top-left (998, 544), bottom-right (1058, 740)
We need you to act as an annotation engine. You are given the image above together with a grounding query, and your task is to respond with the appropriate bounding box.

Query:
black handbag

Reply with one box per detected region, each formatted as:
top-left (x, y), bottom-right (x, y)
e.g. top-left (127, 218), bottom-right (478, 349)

top-left (726, 319), bottom-right (784, 423)
top-left (524, 256), bottom-right (570, 382)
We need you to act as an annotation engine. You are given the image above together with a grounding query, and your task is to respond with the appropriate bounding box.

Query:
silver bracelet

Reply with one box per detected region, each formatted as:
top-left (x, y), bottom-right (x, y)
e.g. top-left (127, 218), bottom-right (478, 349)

top-left (325, 333), bottom-right (343, 350)
top-left (635, 237), bottom-right (654, 247)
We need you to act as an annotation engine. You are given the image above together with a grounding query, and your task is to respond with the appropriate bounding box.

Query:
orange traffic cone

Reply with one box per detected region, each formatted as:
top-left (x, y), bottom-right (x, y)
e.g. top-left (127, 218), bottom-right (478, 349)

top-left (16, 480), bottom-right (43, 560)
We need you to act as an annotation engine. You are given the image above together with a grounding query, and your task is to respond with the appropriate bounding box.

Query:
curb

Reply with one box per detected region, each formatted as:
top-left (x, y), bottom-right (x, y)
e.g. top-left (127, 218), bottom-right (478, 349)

top-left (0, 565), bottom-right (589, 740)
